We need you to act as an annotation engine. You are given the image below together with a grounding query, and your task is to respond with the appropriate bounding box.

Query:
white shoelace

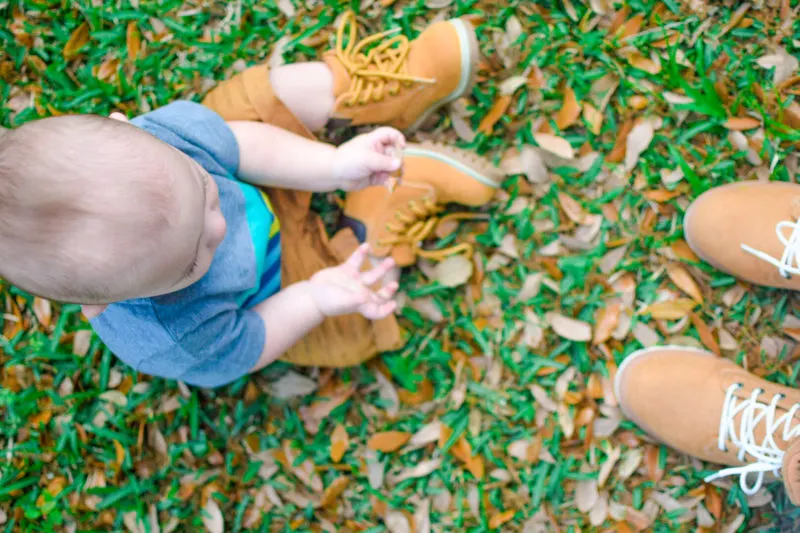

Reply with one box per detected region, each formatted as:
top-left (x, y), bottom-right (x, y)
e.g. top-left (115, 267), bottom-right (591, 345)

top-left (704, 384), bottom-right (800, 495)
top-left (741, 220), bottom-right (800, 279)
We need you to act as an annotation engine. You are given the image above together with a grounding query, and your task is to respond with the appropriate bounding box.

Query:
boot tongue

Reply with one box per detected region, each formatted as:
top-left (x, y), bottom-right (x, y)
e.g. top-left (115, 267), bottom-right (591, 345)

top-left (782, 437), bottom-right (800, 505)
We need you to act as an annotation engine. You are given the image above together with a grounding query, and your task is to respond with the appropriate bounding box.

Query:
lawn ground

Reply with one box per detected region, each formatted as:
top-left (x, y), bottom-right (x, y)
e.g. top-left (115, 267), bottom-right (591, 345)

top-left (2, 0), bottom-right (800, 531)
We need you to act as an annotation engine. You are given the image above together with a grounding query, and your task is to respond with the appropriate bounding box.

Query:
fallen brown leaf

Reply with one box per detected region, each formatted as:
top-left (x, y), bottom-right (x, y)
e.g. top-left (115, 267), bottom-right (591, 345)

top-left (367, 431), bottom-right (412, 453)
top-left (641, 299), bottom-right (698, 320)
top-left (478, 95), bottom-right (512, 134)
top-left (724, 116), bottom-right (761, 130)
top-left (666, 264), bottom-right (703, 302)
top-left (690, 312), bottom-right (721, 356)
top-left (330, 424), bottom-right (349, 463)
top-left (64, 22), bottom-right (90, 59)
top-left (555, 86), bottom-right (581, 129)
top-left (593, 302), bottom-right (621, 345)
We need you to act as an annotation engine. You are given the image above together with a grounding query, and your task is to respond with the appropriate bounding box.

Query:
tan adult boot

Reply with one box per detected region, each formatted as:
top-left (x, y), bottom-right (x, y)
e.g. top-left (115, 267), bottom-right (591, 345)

top-left (684, 181), bottom-right (800, 290)
top-left (615, 346), bottom-right (800, 503)
top-left (324, 11), bottom-right (479, 131)
top-left (342, 142), bottom-right (504, 267)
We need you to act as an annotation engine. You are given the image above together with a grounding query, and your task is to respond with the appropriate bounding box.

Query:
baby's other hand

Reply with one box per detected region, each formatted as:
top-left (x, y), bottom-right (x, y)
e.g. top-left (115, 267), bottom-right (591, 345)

top-left (331, 127), bottom-right (405, 191)
top-left (308, 244), bottom-right (398, 319)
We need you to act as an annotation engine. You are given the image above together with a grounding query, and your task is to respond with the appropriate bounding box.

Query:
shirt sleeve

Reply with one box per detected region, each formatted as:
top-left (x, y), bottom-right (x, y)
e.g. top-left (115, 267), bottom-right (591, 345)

top-left (130, 101), bottom-right (240, 177)
top-left (91, 303), bottom-right (265, 389)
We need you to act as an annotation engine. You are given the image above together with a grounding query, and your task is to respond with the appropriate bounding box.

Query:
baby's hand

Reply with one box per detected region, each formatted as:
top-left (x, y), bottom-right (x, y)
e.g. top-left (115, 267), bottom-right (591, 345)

top-left (308, 244), bottom-right (398, 319)
top-left (332, 127), bottom-right (406, 191)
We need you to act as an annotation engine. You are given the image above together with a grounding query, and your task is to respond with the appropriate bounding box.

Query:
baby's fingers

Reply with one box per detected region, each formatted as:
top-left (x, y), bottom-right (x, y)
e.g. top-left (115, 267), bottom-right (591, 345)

top-left (360, 300), bottom-right (398, 320)
top-left (376, 281), bottom-right (399, 301)
top-left (361, 257), bottom-right (396, 286)
top-left (344, 243), bottom-right (371, 271)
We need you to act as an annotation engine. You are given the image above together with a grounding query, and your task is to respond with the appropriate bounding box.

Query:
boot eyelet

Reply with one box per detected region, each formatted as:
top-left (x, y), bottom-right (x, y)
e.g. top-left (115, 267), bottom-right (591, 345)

top-left (782, 272), bottom-right (792, 280)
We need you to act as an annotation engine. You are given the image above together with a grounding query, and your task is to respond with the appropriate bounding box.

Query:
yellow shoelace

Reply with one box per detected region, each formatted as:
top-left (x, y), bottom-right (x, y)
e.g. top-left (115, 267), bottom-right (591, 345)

top-left (334, 11), bottom-right (436, 106)
top-left (377, 197), bottom-right (476, 261)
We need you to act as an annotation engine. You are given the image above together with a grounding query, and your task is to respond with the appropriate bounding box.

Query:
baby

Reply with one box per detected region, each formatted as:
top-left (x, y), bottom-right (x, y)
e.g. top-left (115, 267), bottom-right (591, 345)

top-left (0, 103), bottom-right (402, 386)
top-left (0, 13), bottom-right (499, 387)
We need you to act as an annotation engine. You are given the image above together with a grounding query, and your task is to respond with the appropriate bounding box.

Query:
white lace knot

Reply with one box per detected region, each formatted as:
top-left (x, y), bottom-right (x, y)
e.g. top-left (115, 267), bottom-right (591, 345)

top-left (741, 219), bottom-right (800, 279)
top-left (704, 383), bottom-right (800, 495)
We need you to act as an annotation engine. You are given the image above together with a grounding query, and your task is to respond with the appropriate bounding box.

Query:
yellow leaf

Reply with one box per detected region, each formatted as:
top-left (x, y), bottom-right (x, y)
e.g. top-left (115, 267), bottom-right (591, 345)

top-left (330, 424), bottom-right (349, 463)
top-left (320, 476), bottom-right (349, 508)
top-left (367, 431), bottom-right (412, 452)
top-left (724, 116), bottom-right (761, 130)
top-left (478, 95), bottom-right (512, 134)
top-left (626, 52), bottom-right (661, 74)
top-left (593, 302), bottom-right (621, 345)
top-left (666, 263), bottom-right (703, 302)
top-left (127, 22), bottom-right (141, 61)
top-left (555, 86), bottom-right (581, 129)
top-left (96, 57), bottom-right (120, 82)
top-left (690, 312), bottom-right (721, 356)
top-left (558, 192), bottom-right (588, 224)
top-left (582, 102), bottom-right (603, 134)
top-left (63, 22), bottom-right (90, 59)
top-left (488, 509), bottom-right (515, 529)
top-left (113, 439), bottom-right (126, 467)
top-left (641, 299), bottom-right (698, 320)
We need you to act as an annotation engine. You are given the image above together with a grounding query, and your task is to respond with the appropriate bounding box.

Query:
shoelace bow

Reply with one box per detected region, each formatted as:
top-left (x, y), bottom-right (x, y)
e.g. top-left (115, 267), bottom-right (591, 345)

top-left (334, 11), bottom-right (436, 106)
top-left (741, 219), bottom-right (800, 279)
top-left (377, 197), bottom-right (477, 261)
top-left (704, 384), bottom-right (800, 495)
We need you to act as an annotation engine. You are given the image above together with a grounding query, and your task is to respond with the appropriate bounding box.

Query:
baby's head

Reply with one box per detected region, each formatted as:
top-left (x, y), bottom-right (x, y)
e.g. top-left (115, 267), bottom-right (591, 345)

top-left (0, 114), bottom-right (227, 304)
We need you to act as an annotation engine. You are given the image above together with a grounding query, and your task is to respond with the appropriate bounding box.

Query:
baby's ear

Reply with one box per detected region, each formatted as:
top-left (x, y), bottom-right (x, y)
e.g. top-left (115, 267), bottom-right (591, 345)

top-left (108, 112), bottom-right (128, 123)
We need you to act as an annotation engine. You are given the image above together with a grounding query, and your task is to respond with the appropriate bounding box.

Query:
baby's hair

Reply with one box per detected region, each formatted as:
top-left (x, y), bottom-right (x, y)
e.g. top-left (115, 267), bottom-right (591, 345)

top-left (0, 115), bottom-right (177, 303)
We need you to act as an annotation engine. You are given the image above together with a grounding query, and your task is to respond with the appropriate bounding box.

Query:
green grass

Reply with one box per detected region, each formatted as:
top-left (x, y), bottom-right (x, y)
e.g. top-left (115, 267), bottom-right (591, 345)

top-left (2, 0), bottom-right (800, 531)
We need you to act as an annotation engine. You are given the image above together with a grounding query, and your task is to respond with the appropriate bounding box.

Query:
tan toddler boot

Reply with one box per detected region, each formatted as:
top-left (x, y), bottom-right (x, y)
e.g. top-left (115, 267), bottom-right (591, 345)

top-left (615, 346), bottom-right (800, 503)
top-left (342, 142), bottom-right (504, 267)
top-left (684, 181), bottom-right (800, 290)
top-left (324, 11), bottom-right (479, 131)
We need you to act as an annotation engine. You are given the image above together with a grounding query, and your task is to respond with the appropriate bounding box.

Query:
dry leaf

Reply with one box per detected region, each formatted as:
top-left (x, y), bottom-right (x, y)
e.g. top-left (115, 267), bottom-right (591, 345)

top-left (517, 272), bottom-right (543, 302)
top-left (582, 102), bottom-right (604, 134)
top-left (547, 312), bottom-right (592, 342)
top-left (632, 321), bottom-right (661, 347)
top-left (624, 120), bottom-right (655, 172)
top-left (626, 51), bottom-right (661, 74)
top-left (126, 22), bottom-right (141, 61)
top-left (724, 116), bottom-right (761, 130)
top-left (690, 313), bottom-right (721, 356)
top-left (33, 298), bottom-right (51, 327)
top-left (277, 0), bottom-right (295, 17)
top-left (478, 95), bottom-right (512, 133)
top-left (390, 458), bottom-right (442, 484)
top-left (533, 133), bottom-right (575, 160)
top-left (593, 303), bottom-right (621, 345)
top-left (330, 425), bottom-right (349, 463)
top-left (555, 87), bottom-right (581, 129)
top-left (202, 499), bottom-right (224, 533)
top-left (434, 255), bottom-right (473, 287)
top-left (756, 46), bottom-right (799, 85)
top-left (488, 510), bottom-right (515, 529)
top-left (641, 299), bottom-right (698, 320)
top-left (499, 75), bottom-right (528, 96)
top-left (576, 476), bottom-right (599, 513)
top-left (64, 22), bottom-right (90, 59)
top-left (666, 264), bottom-right (703, 302)
top-left (368, 431), bottom-right (412, 452)
top-left (645, 444), bottom-right (664, 482)
top-left (320, 476), bottom-right (349, 508)
top-left (414, 499), bottom-right (431, 533)
top-left (558, 192), bottom-right (589, 224)
top-left (270, 371), bottom-right (317, 399)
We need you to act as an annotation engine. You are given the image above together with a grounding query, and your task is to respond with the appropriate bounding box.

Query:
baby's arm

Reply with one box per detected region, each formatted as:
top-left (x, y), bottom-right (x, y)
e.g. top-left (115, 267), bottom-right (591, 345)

top-left (227, 121), bottom-right (337, 192)
top-left (248, 281), bottom-right (324, 372)
top-left (248, 244), bottom-right (398, 372)
top-left (227, 121), bottom-right (403, 193)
